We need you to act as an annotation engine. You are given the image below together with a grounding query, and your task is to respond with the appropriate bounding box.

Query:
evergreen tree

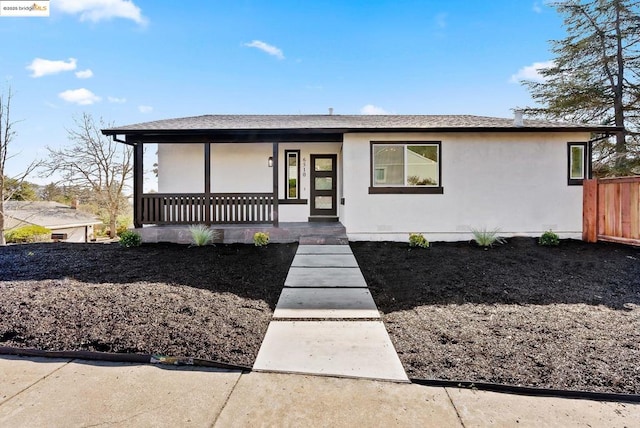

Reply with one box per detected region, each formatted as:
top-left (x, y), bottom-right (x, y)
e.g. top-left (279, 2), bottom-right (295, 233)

top-left (523, 0), bottom-right (640, 175)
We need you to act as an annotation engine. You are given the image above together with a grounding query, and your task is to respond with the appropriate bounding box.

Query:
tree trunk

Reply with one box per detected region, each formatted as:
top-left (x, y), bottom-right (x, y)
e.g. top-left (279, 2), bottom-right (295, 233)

top-left (613, 0), bottom-right (627, 171)
top-left (109, 212), bottom-right (117, 239)
top-left (0, 197), bottom-right (6, 246)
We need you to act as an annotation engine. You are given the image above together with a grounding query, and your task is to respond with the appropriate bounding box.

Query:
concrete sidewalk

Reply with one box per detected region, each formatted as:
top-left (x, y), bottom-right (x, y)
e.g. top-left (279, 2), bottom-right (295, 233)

top-left (254, 244), bottom-right (408, 381)
top-left (1, 356), bottom-right (638, 427)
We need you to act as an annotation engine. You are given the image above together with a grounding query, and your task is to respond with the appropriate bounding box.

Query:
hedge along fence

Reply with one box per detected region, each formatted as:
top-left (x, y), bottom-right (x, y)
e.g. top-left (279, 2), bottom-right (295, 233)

top-left (583, 176), bottom-right (640, 246)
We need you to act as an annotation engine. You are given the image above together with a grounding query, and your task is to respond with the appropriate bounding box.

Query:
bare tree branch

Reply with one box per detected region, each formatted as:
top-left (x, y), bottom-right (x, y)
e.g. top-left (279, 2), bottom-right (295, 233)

top-left (41, 113), bottom-right (133, 239)
top-left (0, 85), bottom-right (43, 245)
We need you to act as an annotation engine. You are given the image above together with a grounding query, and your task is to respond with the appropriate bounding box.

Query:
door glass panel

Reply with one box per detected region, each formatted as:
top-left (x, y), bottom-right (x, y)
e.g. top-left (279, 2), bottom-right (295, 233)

top-left (315, 158), bottom-right (333, 171)
top-left (315, 177), bottom-right (332, 190)
top-left (315, 196), bottom-right (332, 210)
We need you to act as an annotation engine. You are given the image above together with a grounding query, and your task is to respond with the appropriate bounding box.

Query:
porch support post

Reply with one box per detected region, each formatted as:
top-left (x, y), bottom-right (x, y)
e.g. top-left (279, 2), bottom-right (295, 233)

top-left (204, 142), bottom-right (211, 225)
top-left (132, 138), bottom-right (144, 228)
top-left (272, 142), bottom-right (279, 227)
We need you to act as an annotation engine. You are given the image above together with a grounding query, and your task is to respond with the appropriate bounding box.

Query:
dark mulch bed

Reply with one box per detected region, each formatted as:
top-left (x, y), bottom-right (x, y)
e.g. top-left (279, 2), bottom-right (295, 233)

top-left (0, 242), bottom-right (297, 367)
top-left (2, 238), bottom-right (639, 394)
top-left (351, 238), bottom-right (640, 394)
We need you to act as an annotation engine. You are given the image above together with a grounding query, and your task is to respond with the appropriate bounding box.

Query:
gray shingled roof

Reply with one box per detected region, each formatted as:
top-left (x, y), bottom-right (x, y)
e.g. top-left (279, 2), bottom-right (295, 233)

top-left (103, 114), bottom-right (616, 133)
top-left (4, 201), bottom-right (102, 230)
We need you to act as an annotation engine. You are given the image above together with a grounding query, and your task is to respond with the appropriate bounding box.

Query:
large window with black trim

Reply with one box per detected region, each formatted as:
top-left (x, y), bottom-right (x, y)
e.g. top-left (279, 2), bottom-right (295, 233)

top-left (369, 142), bottom-right (443, 194)
top-left (567, 142), bottom-right (589, 185)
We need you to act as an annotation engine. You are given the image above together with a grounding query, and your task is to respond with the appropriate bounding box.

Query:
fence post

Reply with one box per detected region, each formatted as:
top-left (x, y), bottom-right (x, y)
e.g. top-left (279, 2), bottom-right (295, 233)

top-left (583, 178), bottom-right (598, 243)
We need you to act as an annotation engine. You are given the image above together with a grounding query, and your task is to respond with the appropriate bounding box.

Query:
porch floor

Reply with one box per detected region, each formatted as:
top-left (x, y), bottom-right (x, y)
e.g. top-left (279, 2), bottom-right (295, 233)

top-left (135, 222), bottom-right (348, 245)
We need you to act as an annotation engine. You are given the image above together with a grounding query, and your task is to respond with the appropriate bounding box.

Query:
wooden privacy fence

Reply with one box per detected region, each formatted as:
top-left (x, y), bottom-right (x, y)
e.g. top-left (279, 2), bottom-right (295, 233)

top-left (140, 193), bottom-right (274, 225)
top-left (583, 177), bottom-right (640, 246)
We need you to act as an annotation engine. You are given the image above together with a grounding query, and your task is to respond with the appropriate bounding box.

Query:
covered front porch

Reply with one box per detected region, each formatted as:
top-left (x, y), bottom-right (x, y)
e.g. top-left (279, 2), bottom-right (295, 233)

top-left (132, 140), bottom-right (284, 228)
top-left (122, 138), bottom-right (343, 229)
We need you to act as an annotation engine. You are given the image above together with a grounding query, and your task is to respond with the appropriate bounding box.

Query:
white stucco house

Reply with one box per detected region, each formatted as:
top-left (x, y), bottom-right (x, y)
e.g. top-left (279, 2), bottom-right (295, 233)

top-left (102, 114), bottom-right (619, 243)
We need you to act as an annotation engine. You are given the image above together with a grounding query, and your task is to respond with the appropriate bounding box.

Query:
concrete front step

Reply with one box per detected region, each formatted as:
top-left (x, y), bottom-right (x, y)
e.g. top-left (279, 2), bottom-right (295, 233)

top-left (297, 245), bottom-right (353, 254)
top-left (291, 254), bottom-right (359, 268)
top-left (273, 288), bottom-right (380, 319)
top-left (285, 267), bottom-right (368, 288)
top-left (299, 235), bottom-right (349, 245)
top-left (253, 321), bottom-right (409, 382)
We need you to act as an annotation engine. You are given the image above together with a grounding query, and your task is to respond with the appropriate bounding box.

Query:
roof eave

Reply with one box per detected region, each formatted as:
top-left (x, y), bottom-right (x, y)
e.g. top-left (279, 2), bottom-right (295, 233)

top-left (103, 125), bottom-right (621, 137)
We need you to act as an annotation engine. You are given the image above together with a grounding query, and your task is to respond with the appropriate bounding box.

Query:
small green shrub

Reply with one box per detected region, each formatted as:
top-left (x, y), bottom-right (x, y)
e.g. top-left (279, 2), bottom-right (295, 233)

top-left (471, 227), bottom-right (506, 248)
top-left (188, 224), bottom-right (214, 246)
top-left (119, 230), bottom-right (142, 248)
top-left (409, 233), bottom-right (430, 248)
top-left (253, 232), bottom-right (270, 247)
top-left (539, 230), bottom-right (560, 246)
top-left (4, 225), bottom-right (51, 243)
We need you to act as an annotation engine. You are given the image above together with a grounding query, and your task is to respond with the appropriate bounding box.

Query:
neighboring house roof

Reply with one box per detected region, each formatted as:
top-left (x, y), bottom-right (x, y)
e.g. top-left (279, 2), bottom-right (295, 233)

top-left (4, 201), bottom-right (102, 230)
top-left (103, 114), bottom-right (620, 135)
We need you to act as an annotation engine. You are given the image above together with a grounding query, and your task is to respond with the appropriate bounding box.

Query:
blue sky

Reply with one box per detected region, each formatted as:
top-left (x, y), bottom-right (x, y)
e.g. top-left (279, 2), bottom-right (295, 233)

top-left (2, 0), bottom-right (563, 182)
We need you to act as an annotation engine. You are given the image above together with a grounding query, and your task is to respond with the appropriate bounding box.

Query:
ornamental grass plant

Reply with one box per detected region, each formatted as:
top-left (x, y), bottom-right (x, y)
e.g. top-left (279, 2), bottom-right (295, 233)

top-left (188, 224), bottom-right (215, 246)
top-left (470, 227), bottom-right (506, 248)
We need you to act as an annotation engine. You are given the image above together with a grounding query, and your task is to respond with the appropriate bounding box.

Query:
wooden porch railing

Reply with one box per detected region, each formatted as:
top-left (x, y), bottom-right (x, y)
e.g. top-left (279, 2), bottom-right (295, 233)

top-left (583, 177), bottom-right (640, 246)
top-left (140, 193), bottom-right (274, 225)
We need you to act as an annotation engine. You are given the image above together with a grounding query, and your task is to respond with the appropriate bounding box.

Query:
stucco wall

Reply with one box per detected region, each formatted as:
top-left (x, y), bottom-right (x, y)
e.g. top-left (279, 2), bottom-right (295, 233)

top-left (211, 144), bottom-right (273, 192)
top-left (342, 131), bottom-right (588, 241)
top-left (158, 144), bottom-right (205, 193)
top-left (157, 142), bottom-right (342, 222)
top-left (278, 143), bottom-right (342, 222)
top-left (157, 132), bottom-right (587, 241)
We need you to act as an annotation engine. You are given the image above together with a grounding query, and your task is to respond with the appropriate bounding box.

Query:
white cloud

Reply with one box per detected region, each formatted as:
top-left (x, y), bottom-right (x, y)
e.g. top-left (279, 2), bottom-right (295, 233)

top-left (75, 69), bottom-right (93, 79)
top-left (55, 0), bottom-right (147, 25)
top-left (138, 105), bottom-right (153, 113)
top-left (108, 96), bottom-right (127, 103)
top-left (510, 60), bottom-right (554, 83)
top-left (244, 40), bottom-right (285, 60)
top-left (533, 2), bottom-right (542, 13)
top-left (360, 104), bottom-right (389, 115)
top-left (435, 12), bottom-right (447, 29)
top-left (58, 88), bottom-right (101, 105)
top-left (27, 58), bottom-right (77, 78)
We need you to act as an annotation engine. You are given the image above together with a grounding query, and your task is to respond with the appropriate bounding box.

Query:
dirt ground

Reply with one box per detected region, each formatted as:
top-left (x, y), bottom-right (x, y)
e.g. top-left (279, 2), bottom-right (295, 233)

top-left (1, 238), bottom-right (639, 394)
top-left (351, 238), bottom-right (640, 394)
top-left (0, 242), bottom-right (297, 368)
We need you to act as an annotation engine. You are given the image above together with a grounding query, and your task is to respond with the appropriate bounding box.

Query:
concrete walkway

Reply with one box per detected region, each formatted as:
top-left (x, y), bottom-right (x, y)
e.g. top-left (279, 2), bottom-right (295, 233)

top-left (1, 356), bottom-right (637, 427)
top-left (253, 244), bottom-right (409, 381)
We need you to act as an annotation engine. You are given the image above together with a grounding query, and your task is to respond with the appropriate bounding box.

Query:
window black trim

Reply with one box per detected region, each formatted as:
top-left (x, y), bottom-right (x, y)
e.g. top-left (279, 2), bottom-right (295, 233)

top-left (278, 198), bottom-right (308, 205)
top-left (368, 186), bottom-right (444, 194)
top-left (567, 142), bottom-right (589, 186)
top-left (369, 141), bottom-right (443, 193)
